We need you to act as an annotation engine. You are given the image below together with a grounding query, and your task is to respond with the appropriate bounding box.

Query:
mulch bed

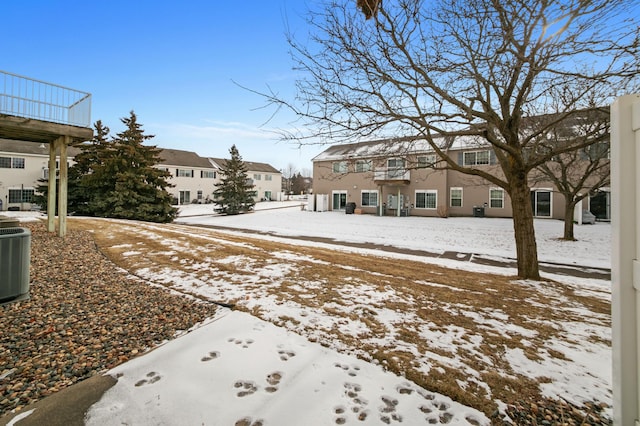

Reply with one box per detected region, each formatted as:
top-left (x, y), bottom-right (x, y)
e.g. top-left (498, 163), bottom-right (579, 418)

top-left (0, 222), bottom-right (218, 417)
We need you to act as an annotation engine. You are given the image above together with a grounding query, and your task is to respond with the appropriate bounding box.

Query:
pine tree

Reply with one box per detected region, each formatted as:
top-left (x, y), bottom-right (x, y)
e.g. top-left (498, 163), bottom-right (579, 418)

top-left (32, 120), bottom-right (111, 214)
top-left (98, 111), bottom-right (177, 223)
top-left (213, 145), bottom-right (256, 215)
top-left (68, 120), bottom-right (112, 216)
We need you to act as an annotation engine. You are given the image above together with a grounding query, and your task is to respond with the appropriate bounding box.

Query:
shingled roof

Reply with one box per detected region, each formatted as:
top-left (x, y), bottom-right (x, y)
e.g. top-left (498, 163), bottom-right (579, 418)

top-left (158, 148), bottom-right (213, 168)
top-left (0, 138), bottom-right (83, 156)
top-left (209, 158), bottom-right (280, 174)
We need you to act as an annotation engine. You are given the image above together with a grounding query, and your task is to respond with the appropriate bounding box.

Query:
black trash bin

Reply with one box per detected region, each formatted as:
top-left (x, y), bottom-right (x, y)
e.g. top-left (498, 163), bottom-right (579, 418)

top-left (473, 206), bottom-right (485, 217)
top-left (345, 202), bottom-right (356, 214)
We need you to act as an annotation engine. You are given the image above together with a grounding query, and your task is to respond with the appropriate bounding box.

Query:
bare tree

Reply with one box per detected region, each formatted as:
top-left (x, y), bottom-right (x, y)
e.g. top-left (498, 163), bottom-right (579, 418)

top-left (531, 107), bottom-right (610, 240)
top-left (262, 0), bottom-right (638, 279)
top-left (282, 163), bottom-right (298, 197)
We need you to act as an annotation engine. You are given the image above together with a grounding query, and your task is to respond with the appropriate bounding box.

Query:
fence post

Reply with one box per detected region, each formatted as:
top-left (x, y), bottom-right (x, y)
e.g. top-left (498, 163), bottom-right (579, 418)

top-left (611, 93), bottom-right (640, 425)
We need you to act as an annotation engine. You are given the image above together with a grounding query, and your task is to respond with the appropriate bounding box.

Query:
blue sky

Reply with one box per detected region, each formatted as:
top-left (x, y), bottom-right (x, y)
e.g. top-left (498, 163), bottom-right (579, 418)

top-left (2, 1), bottom-right (316, 173)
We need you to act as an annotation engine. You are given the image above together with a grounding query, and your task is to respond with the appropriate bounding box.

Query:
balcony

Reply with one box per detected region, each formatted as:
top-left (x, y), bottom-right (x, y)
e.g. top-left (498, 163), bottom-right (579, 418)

top-left (0, 70), bottom-right (93, 143)
top-left (373, 168), bottom-right (411, 184)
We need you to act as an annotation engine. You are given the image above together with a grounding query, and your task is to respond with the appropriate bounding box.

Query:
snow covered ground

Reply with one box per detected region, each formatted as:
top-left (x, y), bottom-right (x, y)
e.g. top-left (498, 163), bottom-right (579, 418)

top-left (176, 200), bottom-right (611, 270)
top-left (4, 201), bottom-right (611, 425)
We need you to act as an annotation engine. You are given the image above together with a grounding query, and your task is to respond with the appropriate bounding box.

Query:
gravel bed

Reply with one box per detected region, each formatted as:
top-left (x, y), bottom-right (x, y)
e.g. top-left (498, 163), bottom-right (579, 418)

top-left (0, 222), bottom-right (218, 417)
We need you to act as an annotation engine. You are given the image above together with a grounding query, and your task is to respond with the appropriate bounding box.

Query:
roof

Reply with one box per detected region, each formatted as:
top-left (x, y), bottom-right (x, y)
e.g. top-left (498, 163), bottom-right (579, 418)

top-left (312, 137), bottom-right (442, 162)
top-left (209, 158), bottom-right (281, 174)
top-left (312, 108), bottom-right (610, 162)
top-left (158, 148), bottom-right (213, 168)
top-left (0, 138), bottom-right (83, 156)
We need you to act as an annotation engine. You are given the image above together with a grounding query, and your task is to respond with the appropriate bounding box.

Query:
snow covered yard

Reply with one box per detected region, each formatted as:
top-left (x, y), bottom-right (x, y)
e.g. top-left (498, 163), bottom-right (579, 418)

top-left (67, 205), bottom-right (611, 424)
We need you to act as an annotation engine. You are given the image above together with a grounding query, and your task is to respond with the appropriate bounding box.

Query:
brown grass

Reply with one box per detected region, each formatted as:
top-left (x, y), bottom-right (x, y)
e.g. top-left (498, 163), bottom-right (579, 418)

top-left (69, 218), bottom-right (611, 419)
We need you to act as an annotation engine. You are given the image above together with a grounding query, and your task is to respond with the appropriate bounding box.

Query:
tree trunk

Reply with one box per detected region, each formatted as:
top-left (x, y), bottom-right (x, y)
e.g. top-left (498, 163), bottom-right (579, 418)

top-left (509, 180), bottom-right (541, 280)
top-left (563, 201), bottom-right (576, 240)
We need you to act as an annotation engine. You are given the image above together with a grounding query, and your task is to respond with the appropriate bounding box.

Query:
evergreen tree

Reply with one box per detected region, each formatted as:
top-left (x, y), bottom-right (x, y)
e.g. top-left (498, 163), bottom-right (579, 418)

top-left (98, 111), bottom-right (177, 223)
top-left (68, 120), bottom-right (112, 216)
top-left (32, 120), bottom-right (111, 214)
top-left (213, 145), bottom-right (256, 215)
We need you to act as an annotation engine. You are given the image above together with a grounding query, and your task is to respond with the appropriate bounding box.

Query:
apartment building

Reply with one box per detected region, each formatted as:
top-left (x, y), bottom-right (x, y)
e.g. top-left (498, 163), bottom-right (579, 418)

top-left (311, 137), bottom-right (610, 220)
top-left (0, 139), bottom-right (283, 210)
top-left (209, 158), bottom-right (282, 202)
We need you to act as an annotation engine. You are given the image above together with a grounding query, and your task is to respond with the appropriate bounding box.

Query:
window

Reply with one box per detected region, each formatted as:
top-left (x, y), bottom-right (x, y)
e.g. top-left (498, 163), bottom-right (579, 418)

top-left (581, 142), bottom-right (610, 160)
top-left (417, 154), bottom-right (437, 168)
top-left (490, 188), bottom-right (504, 208)
top-left (463, 150), bottom-right (491, 166)
top-left (387, 158), bottom-right (406, 178)
top-left (415, 190), bottom-right (437, 209)
top-left (332, 161), bottom-right (348, 173)
top-left (8, 188), bottom-right (34, 203)
top-left (179, 190), bottom-right (191, 204)
top-left (253, 174), bottom-right (262, 180)
top-left (177, 169), bottom-right (194, 177)
top-left (0, 157), bottom-right (24, 168)
top-left (12, 158), bottom-right (25, 169)
top-left (361, 190), bottom-right (378, 207)
top-left (450, 188), bottom-right (463, 207)
top-left (265, 174), bottom-right (272, 181)
top-left (355, 160), bottom-right (372, 172)
top-left (201, 170), bottom-right (216, 179)
top-left (197, 190), bottom-right (203, 201)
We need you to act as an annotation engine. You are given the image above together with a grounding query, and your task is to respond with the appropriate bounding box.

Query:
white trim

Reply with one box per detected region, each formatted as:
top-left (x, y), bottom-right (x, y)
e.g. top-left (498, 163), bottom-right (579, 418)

top-left (415, 189), bottom-right (437, 209)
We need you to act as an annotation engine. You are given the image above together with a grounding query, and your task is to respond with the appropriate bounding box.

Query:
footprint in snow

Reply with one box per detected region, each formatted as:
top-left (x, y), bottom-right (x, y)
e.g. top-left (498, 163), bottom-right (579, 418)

top-left (134, 371), bottom-right (161, 387)
top-left (234, 380), bottom-right (258, 397)
top-left (227, 337), bottom-right (255, 348)
top-left (334, 362), bottom-right (360, 377)
top-left (201, 351), bottom-right (220, 362)
top-left (235, 417), bottom-right (264, 426)
top-left (278, 349), bottom-right (296, 361)
top-left (265, 371), bottom-right (283, 393)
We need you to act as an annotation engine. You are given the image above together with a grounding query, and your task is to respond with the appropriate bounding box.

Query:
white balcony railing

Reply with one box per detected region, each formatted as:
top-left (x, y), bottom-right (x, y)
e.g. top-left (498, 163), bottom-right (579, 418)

top-left (1, 70), bottom-right (91, 128)
top-left (373, 169), bottom-right (410, 181)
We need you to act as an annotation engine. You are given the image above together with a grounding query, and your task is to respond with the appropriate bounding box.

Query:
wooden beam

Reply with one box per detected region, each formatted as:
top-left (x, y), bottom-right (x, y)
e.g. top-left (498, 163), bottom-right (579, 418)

top-left (0, 114), bottom-right (93, 143)
top-left (47, 138), bottom-right (59, 233)
top-left (58, 137), bottom-right (69, 237)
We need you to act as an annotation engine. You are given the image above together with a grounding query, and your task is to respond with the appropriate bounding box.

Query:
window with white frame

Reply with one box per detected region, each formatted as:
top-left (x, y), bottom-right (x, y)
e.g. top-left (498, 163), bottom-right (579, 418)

top-left (450, 187), bottom-right (463, 207)
top-left (0, 157), bottom-right (25, 169)
top-left (355, 159), bottom-right (372, 172)
top-left (8, 188), bottom-right (34, 203)
top-left (417, 154), bottom-right (437, 168)
top-left (415, 190), bottom-right (437, 209)
top-left (265, 174), bottom-right (273, 181)
top-left (463, 150), bottom-right (491, 166)
top-left (387, 158), bottom-right (406, 178)
top-left (12, 158), bottom-right (25, 169)
top-left (332, 161), bottom-right (348, 173)
top-left (489, 188), bottom-right (504, 208)
top-left (361, 190), bottom-right (378, 207)
top-left (253, 174), bottom-right (262, 180)
top-left (177, 169), bottom-right (194, 177)
top-left (201, 170), bottom-right (216, 178)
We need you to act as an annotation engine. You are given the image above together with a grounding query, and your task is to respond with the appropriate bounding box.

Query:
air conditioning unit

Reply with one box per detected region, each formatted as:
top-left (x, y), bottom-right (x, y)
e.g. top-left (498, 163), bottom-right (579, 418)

top-left (0, 227), bottom-right (31, 304)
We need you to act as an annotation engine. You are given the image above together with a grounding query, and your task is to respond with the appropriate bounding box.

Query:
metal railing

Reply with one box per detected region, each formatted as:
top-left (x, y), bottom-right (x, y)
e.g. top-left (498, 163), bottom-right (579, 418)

top-left (374, 169), bottom-right (411, 181)
top-left (0, 70), bottom-right (91, 128)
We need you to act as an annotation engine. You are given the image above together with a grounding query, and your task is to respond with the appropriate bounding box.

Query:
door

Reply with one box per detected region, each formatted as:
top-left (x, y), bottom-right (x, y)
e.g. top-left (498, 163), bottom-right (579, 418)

top-left (332, 191), bottom-right (347, 210)
top-left (589, 190), bottom-right (610, 220)
top-left (530, 190), bottom-right (551, 217)
top-left (179, 190), bottom-right (191, 205)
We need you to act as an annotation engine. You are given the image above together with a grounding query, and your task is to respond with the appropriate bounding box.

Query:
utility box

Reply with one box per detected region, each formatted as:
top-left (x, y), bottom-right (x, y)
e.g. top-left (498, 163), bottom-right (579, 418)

top-left (0, 227), bottom-right (31, 303)
top-left (473, 206), bottom-right (485, 217)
